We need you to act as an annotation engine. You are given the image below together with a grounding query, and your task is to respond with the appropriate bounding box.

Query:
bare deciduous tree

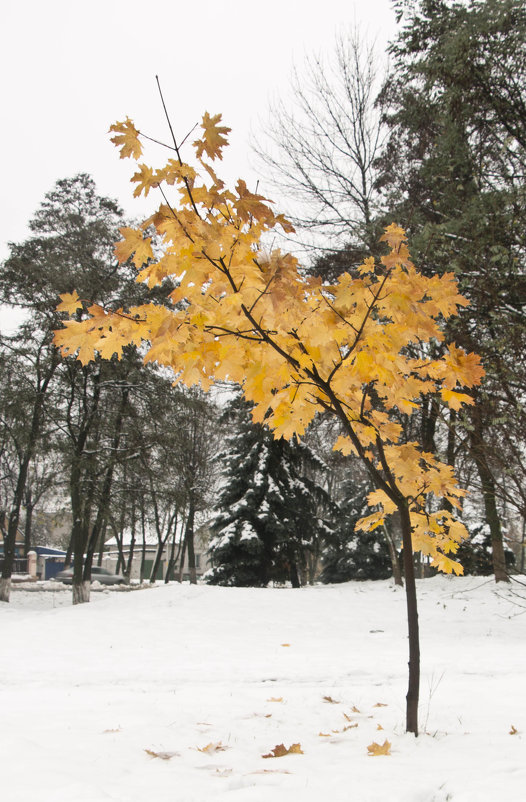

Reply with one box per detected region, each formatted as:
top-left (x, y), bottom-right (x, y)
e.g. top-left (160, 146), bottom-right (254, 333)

top-left (253, 29), bottom-right (387, 259)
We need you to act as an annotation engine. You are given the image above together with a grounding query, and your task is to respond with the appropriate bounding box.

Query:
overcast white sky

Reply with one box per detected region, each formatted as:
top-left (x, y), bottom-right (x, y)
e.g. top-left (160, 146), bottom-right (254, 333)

top-left (1, 0), bottom-right (397, 262)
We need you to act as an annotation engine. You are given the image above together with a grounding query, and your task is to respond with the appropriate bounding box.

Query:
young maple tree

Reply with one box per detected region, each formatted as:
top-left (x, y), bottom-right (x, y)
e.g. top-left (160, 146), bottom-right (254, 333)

top-left (54, 108), bottom-right (484, 735)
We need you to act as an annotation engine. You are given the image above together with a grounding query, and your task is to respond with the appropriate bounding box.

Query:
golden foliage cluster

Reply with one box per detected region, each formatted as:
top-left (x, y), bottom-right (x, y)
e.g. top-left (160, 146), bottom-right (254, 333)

top-left (54, 111), bottom-right (485, 573)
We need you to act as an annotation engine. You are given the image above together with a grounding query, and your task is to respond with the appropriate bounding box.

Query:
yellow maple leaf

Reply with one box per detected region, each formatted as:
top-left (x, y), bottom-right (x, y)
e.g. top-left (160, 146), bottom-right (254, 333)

top-left (262, 743), bottom-right (304, 759)
top-left (367, 739), bottom-right (391, 756)
top-left (430, 552), bottom-right (464, 575)
top-left (57, 290), bottom-right (83, 316)
top-left (114, 227), bottom-right (154, 268)
top-left (440, 388), bottom-right (474, 410)
top-left (109, 117), bottom-right (142, 160)
top-left (197, 741), bottom-right (227, 754)
top-left (332, 435), bottom-right (357, 457)
top-left (379, 223), bottom-right (406, 251)
top-left (131, 164), bottom-right (158, 197)
top-left (194, 112), bottom-right (231, 161)
top-left (233, 180), bottom-right (274, 224)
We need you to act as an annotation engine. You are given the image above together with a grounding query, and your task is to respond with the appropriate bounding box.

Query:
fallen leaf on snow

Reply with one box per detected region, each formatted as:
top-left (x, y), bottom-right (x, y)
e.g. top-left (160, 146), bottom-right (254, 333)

top-left (267, 697), bottom-right (283, 703)
top-left (351, 706), bottom-right (361, 713)
top-left (367, 739), bottom-right (391, 756)
top-left (318, 732), bottom-right (331, 737)
top-left (197, 742), bottom-right (228, 754)
top-left (145, 749), bottom-right (180, 760)
top-left (281, 643), bottom-right (291, 647)
top-left (323, 695), bottom-right (339, 704)
top-left (509, 725), bottom-right (518, 735)
top-left (262, 743), bottom-right (304, 758)
top-left (103, 728), bottom-right (121, 734)
top-left (377, 724), bottom-right (384, 730)
top-left (373, 702), bottom-right (388, 708)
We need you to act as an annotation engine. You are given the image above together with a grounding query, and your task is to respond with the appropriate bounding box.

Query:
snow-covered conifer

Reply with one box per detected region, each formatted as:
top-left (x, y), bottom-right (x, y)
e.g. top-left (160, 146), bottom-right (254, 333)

top-left (321, 478), bottom-right (392, 583)
top-left (206, 393), bottom-right (331, 586)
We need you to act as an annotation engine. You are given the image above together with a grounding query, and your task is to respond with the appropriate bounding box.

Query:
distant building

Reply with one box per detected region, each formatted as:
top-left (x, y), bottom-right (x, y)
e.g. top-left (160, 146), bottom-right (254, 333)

top-left (103, 523), bottom-right (212, 581)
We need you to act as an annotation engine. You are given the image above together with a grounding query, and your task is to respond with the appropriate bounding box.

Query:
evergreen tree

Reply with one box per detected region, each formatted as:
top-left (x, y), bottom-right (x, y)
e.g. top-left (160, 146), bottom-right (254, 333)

top-left (321, 478), bottom-right (392, 583)
top-left (456, 523), bottom-right (515, 577)
top-left (376, 0), bottom-right (526, 582)
top-left (206, 394), bottom-right (331, 587)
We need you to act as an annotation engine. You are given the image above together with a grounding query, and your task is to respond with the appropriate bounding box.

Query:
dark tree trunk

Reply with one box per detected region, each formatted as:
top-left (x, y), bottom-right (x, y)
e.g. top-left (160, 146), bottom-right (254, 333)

top-left (23, 491), bottom-right (34, 557)
top-left (140, 503), bottom-right (147, 583)
top-left (165, 527), bottom-right (182, 583)
top-left (443, 409), bottom-right (457, 514)
top-left (399, 503), bottom-right (420, 736)
top-left (2, 456), bottom-right (33, 601)
top-left (68, 366), bottom-right (101, 603)
top-left (289, 560), bottom-right (301, 588)
top-left (178, 535), bottom-right (187, 582)
top-left (70, 454), bottom-right (92, 604)
top-left (185, 497), bottom-right (197, 585)
top-left (149, 543), bottom-right (164, 583)
top-left (64, 533), bottom-right (73, 569)
top-left (124, 498), bottom-right (137, 583)
top-left (421, 397), bottom-right (439, 453)
top-left (470, 406), bottom-right (509, 582)
top-left (110, 515), bottom-right (127, 576)
top-left (383, 522), bottom-right (403, 586)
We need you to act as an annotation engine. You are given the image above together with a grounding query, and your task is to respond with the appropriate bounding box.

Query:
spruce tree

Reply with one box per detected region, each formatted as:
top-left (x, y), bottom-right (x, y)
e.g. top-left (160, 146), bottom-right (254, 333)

top-left (321, 478), bottom-right (392, 583)
top-left (206, 394), bottom-right (331, 587)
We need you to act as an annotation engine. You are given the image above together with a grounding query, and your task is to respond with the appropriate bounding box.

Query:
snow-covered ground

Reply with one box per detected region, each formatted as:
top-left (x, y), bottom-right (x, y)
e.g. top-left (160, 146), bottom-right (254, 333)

top-left (1, 576), bottom-right (525, 802)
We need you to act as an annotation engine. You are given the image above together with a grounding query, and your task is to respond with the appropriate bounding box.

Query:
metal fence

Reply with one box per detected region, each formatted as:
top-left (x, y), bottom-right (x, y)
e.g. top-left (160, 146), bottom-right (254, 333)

top-left (0, 558), bottom-right (28, 574)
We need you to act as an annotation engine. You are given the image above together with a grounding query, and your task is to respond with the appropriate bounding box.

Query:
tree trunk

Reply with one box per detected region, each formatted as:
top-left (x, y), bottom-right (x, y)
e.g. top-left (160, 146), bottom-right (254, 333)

top-left (399, 503), bottom-right (420, 736)
top-left (72, 580), bottom-right (90, 605)
top-left (0, 577), bottom-right (11, 603)
top-left (470, 407), bottom-right (509, 582)
top-left (140, 504), bottom-right (147, 583)
top-left (178, 537), bottom-right (187, 582)
top-left (289, 560), bottom-right (301, 588)
top-left (149, 543), bottom-right (164, 583)
top-left (383, 522), bottom-right (403, 586)
top-left (124, 497), bottom-right (137, 584)
top-left (184, 498), bottom-right (197, 585)
top-left (70, 464), bottom-right (90, 603)
top-left (165, 527), bottom-right (182, 583)
top-left (23, 492), bottom-right (34, 557)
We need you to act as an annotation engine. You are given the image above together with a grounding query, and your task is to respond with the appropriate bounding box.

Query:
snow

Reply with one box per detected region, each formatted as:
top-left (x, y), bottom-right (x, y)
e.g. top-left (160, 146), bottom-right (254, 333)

top-left (1, 576), bottom-right (526, 801)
